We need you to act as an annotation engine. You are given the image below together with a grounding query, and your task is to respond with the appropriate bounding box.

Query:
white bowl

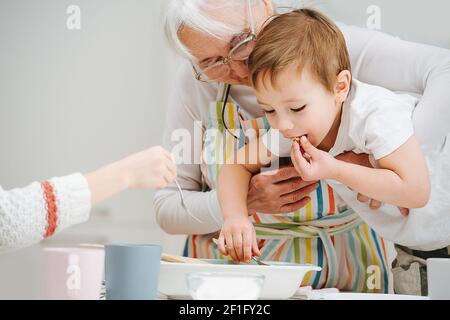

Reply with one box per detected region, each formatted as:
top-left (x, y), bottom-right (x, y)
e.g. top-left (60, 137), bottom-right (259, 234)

top-left (158, 259), bottom-right (321, 300)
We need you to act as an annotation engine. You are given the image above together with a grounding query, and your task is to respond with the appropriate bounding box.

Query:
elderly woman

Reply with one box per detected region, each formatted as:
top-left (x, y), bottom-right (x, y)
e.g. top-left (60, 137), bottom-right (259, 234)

top-left (154, 0), bottom-right (450, 294)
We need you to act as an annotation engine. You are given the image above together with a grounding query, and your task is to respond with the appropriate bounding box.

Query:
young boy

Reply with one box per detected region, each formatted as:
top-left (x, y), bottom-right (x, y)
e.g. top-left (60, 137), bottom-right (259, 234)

top-left (217, 8), bottom-right (450, 278)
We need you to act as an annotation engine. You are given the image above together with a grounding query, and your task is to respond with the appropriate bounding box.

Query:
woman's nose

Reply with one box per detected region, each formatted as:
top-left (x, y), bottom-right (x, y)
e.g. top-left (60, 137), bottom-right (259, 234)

top-left (229, 60), bottom-right (249, 78)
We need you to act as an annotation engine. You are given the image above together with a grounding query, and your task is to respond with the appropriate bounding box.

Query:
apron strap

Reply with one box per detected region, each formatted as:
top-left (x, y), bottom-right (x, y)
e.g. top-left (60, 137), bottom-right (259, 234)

top-left (216, 83), bottom-right (231, 103)
top-left (311, 226), bottom-right (339, 288)
top-left (255, 210), bottom-right (363, 287)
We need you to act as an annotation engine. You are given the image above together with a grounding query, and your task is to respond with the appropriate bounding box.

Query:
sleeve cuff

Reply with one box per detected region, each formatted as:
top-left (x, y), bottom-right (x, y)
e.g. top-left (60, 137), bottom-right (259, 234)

top-left (372, 130), bottom-right (414, 160)
top-left (50, 173), bottom-right (92, 231)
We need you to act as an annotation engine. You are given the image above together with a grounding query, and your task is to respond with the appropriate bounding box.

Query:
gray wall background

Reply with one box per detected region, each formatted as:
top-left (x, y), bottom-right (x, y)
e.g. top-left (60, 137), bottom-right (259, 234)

top-left (0, 0), bottom-right (182, 299)
top-left (0, 0), bottom-right (449, 299)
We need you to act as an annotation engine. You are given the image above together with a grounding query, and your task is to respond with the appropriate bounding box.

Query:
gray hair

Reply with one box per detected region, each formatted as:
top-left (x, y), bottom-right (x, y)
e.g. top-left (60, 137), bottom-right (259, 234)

top-left (163, 0), bottom-right (318, 60)
top-left (163, 0), bottom-right (255, 60)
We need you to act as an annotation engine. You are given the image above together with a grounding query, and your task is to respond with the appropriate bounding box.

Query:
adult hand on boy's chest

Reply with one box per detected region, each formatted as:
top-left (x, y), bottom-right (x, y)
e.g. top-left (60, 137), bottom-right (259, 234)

top-left (247, 166), bottom-right (319, 214)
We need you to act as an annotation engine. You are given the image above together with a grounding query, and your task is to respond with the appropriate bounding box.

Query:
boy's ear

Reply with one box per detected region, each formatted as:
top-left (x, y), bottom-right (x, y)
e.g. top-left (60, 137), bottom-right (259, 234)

top-left (335, 70), bottom-right (352, 102)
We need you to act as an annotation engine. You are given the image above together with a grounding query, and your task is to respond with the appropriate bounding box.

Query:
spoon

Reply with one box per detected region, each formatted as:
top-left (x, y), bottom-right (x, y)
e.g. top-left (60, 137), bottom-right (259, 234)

top-left (174, 179), bottom-right (203, 224)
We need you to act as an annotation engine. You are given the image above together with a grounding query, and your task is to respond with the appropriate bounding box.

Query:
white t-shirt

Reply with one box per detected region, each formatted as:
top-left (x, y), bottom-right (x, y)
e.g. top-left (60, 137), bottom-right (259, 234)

top-left (264, 80), bottom-right (450, 251)
top-left (329, 80), bottom-right (417, 160)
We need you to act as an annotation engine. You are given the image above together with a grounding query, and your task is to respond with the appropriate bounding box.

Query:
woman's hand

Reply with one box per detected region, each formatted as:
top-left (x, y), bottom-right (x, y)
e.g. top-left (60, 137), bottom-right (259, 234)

top-left (120, 146), bottom-right (177, 190)
top-left (86, 146), bottom-right (177, 206)
top-left (355, 193), bottom-right (410, 216)
top-left (217, 216), bottom-right (261, 263)
top-left (290, 136), bottom-right (338, 181)
top-left (247, 166), bottom-right (319, 214)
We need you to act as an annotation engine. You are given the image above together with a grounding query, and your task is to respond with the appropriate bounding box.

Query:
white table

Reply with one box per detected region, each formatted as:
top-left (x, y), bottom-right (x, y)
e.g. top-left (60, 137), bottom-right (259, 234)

top-left (158, 292), bottom-right (429, 300)
top-left (307, 292), bottom-right (429, 300)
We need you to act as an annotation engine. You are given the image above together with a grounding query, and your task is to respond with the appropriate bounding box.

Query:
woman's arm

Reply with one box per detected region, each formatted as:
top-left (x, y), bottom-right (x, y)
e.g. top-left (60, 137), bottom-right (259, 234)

top-left (0, 173), bottom-right (91, 250)
top-left (86, 146), bottom-right (176, 205)
top-left (1, 146), bottom-right (176, 250)
top-left (341, 23), bottom-right (450, 149)
top-left (154, 63), bottom-right (227, 235)
top-left (292, 136), bottom-right (430, 209)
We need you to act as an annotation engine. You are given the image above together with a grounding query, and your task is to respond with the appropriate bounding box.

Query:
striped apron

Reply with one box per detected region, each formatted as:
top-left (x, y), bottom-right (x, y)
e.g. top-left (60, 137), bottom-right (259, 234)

top-left (184, 83), bottom-right (389, 293)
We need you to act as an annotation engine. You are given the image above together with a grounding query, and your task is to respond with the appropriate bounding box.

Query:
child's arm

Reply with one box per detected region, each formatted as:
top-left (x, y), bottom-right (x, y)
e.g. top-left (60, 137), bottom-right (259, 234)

top-left (292, 136), bottom-right (431, 209)
top-left (217, 137), bottom-right (273, 262)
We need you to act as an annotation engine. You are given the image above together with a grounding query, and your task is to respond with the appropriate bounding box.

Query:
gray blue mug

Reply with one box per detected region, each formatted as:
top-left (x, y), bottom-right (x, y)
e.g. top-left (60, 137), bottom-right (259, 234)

top-left (105, 244), bottom-right (161, 300)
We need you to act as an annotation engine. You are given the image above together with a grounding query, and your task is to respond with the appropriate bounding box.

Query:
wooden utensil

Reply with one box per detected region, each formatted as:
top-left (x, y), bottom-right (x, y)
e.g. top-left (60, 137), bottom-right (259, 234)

top-left (79, 244), bottom-right (210, 265)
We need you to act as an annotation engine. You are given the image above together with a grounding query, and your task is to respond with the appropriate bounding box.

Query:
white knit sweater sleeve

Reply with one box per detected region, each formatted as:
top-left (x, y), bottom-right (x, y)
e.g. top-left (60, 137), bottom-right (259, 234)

top-left (0, 173), bottom-right (91, 250)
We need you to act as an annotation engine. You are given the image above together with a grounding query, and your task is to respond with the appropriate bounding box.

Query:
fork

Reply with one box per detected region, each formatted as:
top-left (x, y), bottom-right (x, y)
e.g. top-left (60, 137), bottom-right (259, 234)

top-left (212, 238), bottom-right (268, 266)
top-left (174, 179), bottom-right (203, 224)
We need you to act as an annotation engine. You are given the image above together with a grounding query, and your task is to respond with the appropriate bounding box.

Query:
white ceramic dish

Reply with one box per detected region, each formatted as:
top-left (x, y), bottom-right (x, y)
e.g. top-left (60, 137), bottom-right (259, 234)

top-left (158, 259), bottom-right (321, 300)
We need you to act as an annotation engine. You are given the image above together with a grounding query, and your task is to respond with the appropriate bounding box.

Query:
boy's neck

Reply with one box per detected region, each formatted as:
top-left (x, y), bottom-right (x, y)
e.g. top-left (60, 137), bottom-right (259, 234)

top-left (317, 103), bottom-right (343, 152)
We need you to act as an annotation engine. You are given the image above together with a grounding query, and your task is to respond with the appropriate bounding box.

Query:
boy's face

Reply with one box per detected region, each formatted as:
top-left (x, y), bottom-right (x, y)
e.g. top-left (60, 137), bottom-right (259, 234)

top-left (255, 67), bottom-right (341, 148)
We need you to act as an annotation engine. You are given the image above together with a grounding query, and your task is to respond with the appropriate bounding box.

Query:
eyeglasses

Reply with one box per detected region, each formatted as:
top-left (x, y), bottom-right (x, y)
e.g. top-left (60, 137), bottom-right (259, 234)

top-left (192, 33), bottom-right (256, 83)
top-left (192, 0), bottom-right (261, 83)
top-left (191, 3), bottom-right (305, 83)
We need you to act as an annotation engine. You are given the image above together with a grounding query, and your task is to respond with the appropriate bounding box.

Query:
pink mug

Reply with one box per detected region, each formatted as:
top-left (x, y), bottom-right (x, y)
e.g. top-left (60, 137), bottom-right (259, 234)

top-left (43, 247), bottom-right (105, 300)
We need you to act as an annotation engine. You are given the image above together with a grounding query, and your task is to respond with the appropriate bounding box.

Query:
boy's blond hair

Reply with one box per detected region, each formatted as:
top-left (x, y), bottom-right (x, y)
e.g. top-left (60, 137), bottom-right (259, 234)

top-left (249, 8), bottom-right (351, 93)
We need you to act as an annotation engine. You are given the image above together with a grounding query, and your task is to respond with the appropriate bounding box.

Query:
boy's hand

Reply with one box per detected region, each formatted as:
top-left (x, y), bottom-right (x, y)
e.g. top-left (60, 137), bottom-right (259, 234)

top-left (290, 136), bottom-right (337, 181)
top-left (218, 216), bottom-right (261, 263)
